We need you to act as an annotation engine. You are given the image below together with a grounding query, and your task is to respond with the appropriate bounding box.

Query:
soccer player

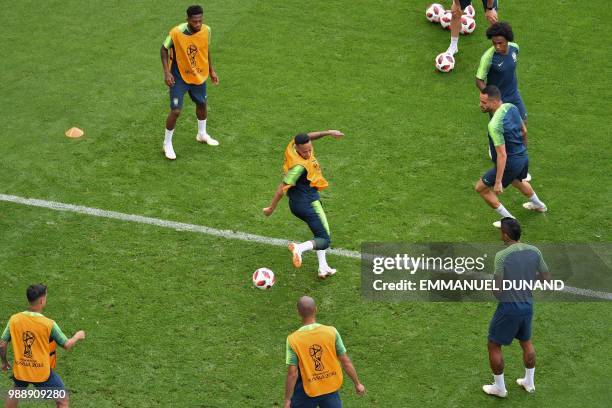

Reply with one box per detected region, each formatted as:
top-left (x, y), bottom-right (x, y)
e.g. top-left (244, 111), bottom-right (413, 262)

top-left (476, 22), bottom-right (530, 174)
top-left (475, 86), bottom-right (547, 228)
top-left (445, 0), bottom-right (498, 56)
top-left (160, 4), bottom-right (219, 160)
top-left (284, 296), bottom-right (365, 408)
top-left (0, 284), bottom-right (86, 408)
top-left (263, 130), bottom-right (343, 278)
top-left (483, 218), bottom-right (550, 397)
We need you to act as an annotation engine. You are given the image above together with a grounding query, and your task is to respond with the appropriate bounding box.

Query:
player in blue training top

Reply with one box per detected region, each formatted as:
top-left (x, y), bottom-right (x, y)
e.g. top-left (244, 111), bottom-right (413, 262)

top-left (482, 218), bottom-right (550, 398)
top-left (476, 22), bottom-right (531, 180)
top-left (475, 86), bottom-right (547, 229)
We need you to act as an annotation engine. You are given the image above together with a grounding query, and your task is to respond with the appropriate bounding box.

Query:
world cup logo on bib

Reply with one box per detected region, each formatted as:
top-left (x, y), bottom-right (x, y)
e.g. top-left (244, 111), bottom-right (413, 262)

top-left (187, 43), bottom-right (198, 69)
top-left (309, 344), bottom-right (324, 372)
top-left (23, 331), bottom-right (36, 358)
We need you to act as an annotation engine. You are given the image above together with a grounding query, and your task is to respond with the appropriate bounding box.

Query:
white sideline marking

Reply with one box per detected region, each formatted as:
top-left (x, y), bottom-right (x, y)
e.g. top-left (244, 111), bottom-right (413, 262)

top-left (1, 193), bottom-right (610, 300)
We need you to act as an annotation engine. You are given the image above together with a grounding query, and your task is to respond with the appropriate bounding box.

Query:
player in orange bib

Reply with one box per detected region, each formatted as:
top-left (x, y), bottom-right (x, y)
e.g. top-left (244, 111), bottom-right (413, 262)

top-left (284, 296), bottom-right (365, 408)
top-left (264, 131), bottom-right (343, 278)
top-left (160, 4), bottom-right (220, 160)
top-left (0, 285), bottom-right (86, 408)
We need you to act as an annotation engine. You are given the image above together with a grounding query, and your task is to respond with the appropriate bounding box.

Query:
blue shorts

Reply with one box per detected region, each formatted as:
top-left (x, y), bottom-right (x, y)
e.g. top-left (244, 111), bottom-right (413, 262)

top-left (292, 380), bottom-right (342, 408)
top-left (169, 68), bottom-right (207, 110)
top-left (289, 199), bottom-right (331, 250)
top-left (459, 0), bottom-right (498, 10)
top-left (482, 155), bottom-right (528, 188)
top-left (489, 309), bottom-right (533, 346)
top-left (13, 369), bottom-right (66, 397)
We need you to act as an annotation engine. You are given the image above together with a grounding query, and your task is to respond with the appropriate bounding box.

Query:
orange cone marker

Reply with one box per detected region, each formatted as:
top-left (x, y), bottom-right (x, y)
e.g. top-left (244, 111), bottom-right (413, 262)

top-left (65, 127), bottom-right (84, 138)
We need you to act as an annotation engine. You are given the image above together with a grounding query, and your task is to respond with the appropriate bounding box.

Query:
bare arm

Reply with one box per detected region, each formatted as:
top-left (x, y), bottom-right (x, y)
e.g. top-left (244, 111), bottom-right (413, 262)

top-left (284, 365), bottom-right (299, 408)
top-left (263, 182), bottom-right (286, 217)
top-left (160, 46), bottom-right (175, 87)
top-left (62, 330), bottom-right (86, 351)
top-left (307, 130), bottom-right (344, 141)
top-left (521, 122), bottom-right (528, 147)
top-left (493, 145), bottom-right (507, 195)
top-left (476, 78), bottom-right (486, 92)
top-left (484, 0), bottom-right (498, 23)
top-left (208, 48), bottom-right (219, 85)
top-left (339, 354), bottom-right (366, 395)
top-left (0, 340), bottom-right (10, 371)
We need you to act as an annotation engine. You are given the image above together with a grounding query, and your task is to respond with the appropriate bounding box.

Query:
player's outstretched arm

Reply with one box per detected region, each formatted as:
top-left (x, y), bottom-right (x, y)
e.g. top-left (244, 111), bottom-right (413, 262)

top-left (484, 0), bottom-right (498, 24)
top-left (307, 130), bottom-right (344, 141)
top-left (263, 183), bottom-right (286, 217)
top-left (63, 330), bottom-right (86, 351)
top-left (283, 365), bottom-right (298, 408)
top-left (339, 354), bottom-right (366, 395)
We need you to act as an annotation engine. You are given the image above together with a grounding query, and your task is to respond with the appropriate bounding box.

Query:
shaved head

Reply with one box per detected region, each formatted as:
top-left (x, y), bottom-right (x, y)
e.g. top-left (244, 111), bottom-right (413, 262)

top-left (297, 296), bottom-right (317, 318)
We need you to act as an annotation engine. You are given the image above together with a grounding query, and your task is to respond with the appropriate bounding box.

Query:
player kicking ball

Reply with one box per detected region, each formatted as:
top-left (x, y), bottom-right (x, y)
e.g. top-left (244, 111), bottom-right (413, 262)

top-left (445, 0), bottom-right (498, 56)
top-left (475, 86), bottom-right (547, 228)
top-left (263, 131), bottom-right (343, 278)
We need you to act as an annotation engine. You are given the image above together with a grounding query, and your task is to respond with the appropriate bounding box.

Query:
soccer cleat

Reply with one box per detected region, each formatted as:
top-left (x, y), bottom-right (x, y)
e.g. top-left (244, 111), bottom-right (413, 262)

top-left (318, 267), bottom-right (337, 279)
top-left (522, 202), bottom-right (547, 213)
top-left (516, 378), bottom-right (535, 393)
top-left (482, 384), bottom-right (508, 398)
top-left (493, 221), bottom-right (502, 229)
top-left (196, 133), bottom-right (220, 146)
top-left (163, 142), bottom-right (176, 160)
top-left (523, 173), bottom-right (532, 182)
top-left (288, 243), bottom-right (302, 268)
top-left (445, 47), bottom-right (458, 56)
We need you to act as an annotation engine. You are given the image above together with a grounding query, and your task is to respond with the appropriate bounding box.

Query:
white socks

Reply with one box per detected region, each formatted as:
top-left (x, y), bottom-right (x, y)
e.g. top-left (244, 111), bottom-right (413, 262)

top-left (529, 193), bottom-right (545, 208)
top-left (296, 241), bottom-right (314, 254)
top-left (316, 250), bottom-right (329, 270)
top-left (524, 367), bottom-right (535, 387)
top-left (198, 119), bottom-right (207, 136)
top-left (448, 36), bottom-right (459, 53)
top-left (495, 204), bottom-right (514, 219)
top-left (164, 128), bottom-right (174, 145)
top-left (494, 373), bottom-right (506, 391)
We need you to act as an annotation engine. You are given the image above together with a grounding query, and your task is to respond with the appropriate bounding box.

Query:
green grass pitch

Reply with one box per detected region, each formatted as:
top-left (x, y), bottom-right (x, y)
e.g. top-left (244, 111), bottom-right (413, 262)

top-left (0, 0), bottom-right (610, 407)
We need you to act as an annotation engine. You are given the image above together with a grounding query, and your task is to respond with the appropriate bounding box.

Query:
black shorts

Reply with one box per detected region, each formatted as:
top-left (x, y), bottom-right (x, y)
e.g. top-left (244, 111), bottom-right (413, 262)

top-left (459, 0), bottom-right (498, 11)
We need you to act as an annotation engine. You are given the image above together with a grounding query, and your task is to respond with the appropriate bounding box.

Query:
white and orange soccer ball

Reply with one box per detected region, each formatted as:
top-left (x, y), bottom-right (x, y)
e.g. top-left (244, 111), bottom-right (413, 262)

top-left (252, 268), bottom-right (276, 290)
top-left (435, 53), bottom-right (455, 72)
top-left (463, 4), bottom-right (476, 18)
top-left (461, 16), bottom-right (476, 35)
top-left (439, 10), bottom-right (453, 29)
top-left (426, 3), bottom-right (445, 23)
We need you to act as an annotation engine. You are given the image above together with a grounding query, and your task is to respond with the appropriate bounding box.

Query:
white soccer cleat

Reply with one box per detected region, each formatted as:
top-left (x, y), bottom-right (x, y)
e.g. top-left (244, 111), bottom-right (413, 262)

top-left (522, 202), bottom-right (547, 213)
top-left (516, 378), bottom-right (535, 393)
top-left (196, 133), bottom-right (220, 146)
top-left (482, 384), bottom-right (508, 398)
top-left (445, 48), bottom-right (458, 56)
top-left (523, 173), bottom-right (532, 182)
top-left (493, 221), bottom-right (502, 229)
top-left (163, 142), bottom-right (176, 160)
top-left (318, 267), bottom-right (337, 279)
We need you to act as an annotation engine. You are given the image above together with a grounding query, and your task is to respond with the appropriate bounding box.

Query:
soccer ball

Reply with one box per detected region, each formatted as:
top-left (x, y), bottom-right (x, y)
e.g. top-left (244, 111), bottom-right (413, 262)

top-left (460, 16), bottom-right (476, 35)
top-left (463, 4), bottom-right (475, 18)
top-left (252, 268), bottom-right (276, 289)
top-left (425, 3), bottom-right (445, 23)
top-left (435, 53), bottom-right (455, 72)
top-left (439, 10), bottom-right (452, 29)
